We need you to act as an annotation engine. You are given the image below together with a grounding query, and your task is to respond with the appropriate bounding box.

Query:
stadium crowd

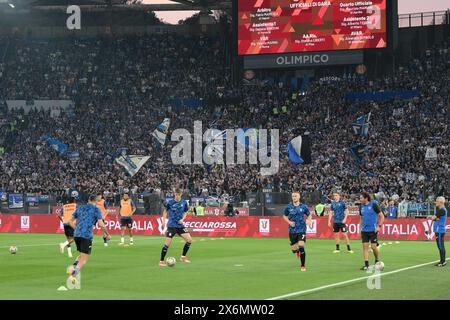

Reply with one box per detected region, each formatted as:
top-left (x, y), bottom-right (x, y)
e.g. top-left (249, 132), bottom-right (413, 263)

top-left (0, 34), bottom-right (448, 204)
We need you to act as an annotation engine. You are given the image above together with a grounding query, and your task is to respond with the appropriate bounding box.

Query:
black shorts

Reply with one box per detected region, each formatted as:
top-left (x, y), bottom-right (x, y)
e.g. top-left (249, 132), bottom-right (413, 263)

top-left (333, 223), bottom-right (347, 233)
top-left (63, 224), bottom-right (74, 238)
top-left (121, 217), bottom-right (133, 228)
top-left (361, 231), bottom-right (378, 244)
top-left (289, 233), bottom-right (306, 245)
top-left (166, 227), bottom-right (188, 238)
top-left (74, 237), bottom-right (92, 255)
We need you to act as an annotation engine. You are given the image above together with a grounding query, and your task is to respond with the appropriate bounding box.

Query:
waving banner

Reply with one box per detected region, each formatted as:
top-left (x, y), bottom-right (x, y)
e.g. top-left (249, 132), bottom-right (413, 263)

top-left (152, 118), bottom-right (171, 145)
top-left (115, 152), bottom-right (150, 177)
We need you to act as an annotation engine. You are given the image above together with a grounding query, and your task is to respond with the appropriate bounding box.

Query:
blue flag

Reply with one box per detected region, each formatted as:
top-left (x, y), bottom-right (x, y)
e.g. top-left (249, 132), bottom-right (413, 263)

top-left (288, 135), bottom-right (312, 165)
top-left (67, 151), bottom-right (80, 161)
top-left (350, 144), bottom-right (366, 163)
top-left (42, 136), bottom-right (68, 155)
top-left (352, 113), bottom-right (371, 137)
top-left (107, 147), bottom-right (126, 164)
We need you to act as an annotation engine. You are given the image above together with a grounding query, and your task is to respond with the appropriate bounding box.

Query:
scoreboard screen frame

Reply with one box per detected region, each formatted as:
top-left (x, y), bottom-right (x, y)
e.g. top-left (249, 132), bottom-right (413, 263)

top-left (233, 0), bottom-right (397, 58)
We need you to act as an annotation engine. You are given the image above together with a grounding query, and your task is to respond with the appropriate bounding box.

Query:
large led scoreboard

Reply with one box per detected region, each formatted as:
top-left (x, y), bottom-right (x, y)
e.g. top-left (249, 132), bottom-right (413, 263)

top-left (234, 0), bottom-right (397, 69)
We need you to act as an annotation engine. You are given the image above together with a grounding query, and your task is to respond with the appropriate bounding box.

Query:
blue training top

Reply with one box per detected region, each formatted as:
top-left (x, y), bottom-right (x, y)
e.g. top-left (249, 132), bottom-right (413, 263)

top-left (433, 207), bottom-right (448, 234)
top-left (331, 200), bottom-right (347, 223)
top-left (360, 200), bottom-right (381, 232)
top-left (284, 203), bottom-right (310, 234)
top-left (73, 204), bottom-right (103, 240)
top-left (165, 199), bottom-right (189, 228)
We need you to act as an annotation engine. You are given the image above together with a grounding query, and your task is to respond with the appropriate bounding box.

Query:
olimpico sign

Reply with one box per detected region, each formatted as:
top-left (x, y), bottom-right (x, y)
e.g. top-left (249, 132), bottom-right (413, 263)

top-left (276, 54), bottom-right (330, 65)
top-left (243, 50), bottom-right (364, 69)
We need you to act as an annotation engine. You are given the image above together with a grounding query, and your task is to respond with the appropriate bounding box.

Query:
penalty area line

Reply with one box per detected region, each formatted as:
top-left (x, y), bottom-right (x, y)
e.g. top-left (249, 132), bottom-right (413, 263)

top-left (266, 258), bottom-right (450, 300)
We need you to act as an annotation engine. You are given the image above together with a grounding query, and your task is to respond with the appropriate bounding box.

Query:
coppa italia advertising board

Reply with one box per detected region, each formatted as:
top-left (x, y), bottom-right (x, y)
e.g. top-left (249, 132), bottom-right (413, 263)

top-left (0, 214), bottom-right (448, 241)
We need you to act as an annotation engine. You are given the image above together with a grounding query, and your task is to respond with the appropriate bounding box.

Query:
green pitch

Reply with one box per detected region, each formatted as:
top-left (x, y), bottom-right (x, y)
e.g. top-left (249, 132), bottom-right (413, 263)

top-left (1, 233), bottom-right (449, 300)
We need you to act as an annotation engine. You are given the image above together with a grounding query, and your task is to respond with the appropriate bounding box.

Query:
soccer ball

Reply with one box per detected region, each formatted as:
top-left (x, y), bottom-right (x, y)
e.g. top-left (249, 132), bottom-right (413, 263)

top-left (166, 257), bottom-right (176, 267)
top-left (375, 261), bottom-right (385, 271)
top-left (9, 246), bottom-right (17, 254)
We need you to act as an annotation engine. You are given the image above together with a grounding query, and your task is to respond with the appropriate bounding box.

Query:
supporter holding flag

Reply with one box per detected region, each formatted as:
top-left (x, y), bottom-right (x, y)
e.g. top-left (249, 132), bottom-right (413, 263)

top-left (152, 118), bottom-right (170, 145)
top-left (352, 113), bottom-right (371, 137)
top-left (41, 135), bottom-right (68, 155)
top-left (350, 144), bottom-right (366, 163)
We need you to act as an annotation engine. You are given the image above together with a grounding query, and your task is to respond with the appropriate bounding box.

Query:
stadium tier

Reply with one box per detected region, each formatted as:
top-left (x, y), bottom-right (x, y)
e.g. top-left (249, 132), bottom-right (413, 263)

top-left (0, 34), bottom-right (448, 203)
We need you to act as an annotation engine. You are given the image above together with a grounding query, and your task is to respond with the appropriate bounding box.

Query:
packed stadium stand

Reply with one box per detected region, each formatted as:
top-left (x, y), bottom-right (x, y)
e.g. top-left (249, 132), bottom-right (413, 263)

top-left (0, 32), bottom-right (448, 205)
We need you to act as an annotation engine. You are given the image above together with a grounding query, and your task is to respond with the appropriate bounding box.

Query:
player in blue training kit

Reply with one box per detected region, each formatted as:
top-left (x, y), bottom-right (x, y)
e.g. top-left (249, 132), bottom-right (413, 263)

top-left (159, 188), bottom-right (193, 266)
top-left (359, 192), bottom-right (385, 271)
top-left (283, 191), bottom-right (312, 272)
top-left (66, 195), bottom-right (110, 284)
top-left (432, 196), bottom-right (447, 267)
top-left (328, 191), bottom-right (353, 253)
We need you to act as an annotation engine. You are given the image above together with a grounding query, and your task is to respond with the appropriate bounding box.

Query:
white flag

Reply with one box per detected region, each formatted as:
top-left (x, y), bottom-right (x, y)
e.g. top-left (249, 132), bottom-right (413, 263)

top-left (425, 147), bottom-right (437, 160)
top-left (115, 155), bottom-right (150, 177)
top-left (152, 118), bottom-right (170, 145)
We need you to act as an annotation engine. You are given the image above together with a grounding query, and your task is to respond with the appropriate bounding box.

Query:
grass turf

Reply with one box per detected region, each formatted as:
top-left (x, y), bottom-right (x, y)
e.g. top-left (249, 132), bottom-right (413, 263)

top-left (0, 233), bottom-right (449, 300)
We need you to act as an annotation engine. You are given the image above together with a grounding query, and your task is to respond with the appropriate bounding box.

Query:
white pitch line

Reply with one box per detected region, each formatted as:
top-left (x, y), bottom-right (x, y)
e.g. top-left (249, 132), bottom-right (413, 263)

top-left (266, 258), bottom-right (450, 300)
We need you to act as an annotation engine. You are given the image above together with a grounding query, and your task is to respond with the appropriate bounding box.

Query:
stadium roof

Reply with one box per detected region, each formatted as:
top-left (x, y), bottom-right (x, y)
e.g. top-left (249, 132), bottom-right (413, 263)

top-left (0, 0), bottom-right (232, 11)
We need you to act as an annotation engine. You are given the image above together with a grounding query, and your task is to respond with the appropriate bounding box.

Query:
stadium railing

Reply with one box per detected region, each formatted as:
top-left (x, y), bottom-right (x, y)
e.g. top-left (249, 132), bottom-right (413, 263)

top-left (398, 10), bottom-right (450, 28)
top-left (0, 192), bottom-right (442, 219)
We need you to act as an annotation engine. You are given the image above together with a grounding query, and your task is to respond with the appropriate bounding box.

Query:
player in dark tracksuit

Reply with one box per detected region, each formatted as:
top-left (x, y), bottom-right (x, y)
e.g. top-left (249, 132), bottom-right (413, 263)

top-left (283, 191), bottom-right (312, 272)
top-left (359, 192), bottom-right (385, 271)
top-left (432, 196), bottom-right (447, 267)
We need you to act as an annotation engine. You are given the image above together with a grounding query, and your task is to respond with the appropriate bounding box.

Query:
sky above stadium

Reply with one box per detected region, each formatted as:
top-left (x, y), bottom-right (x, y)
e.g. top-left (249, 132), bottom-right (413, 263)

top-left (148, 0), bottom-right (450, 24)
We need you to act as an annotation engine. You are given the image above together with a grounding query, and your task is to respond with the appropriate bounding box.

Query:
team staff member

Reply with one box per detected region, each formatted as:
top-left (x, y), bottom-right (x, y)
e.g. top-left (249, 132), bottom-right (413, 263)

top-left (432, 197), bottom-right (447, 267)
top-left (119, 192), bottom-right (136, 245)
top-left (59, 197), bottom-right (77, 258)
top-left (328, 191), bottom-right (353, 253)
top-left (66, 195), bottom-right (110, 285)
top-left (96, 193), bottom-right (110, 247)
top-left (283, 191), bottom-right (312, 272)
top-left (359, 192), bottom-right (384, 271)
